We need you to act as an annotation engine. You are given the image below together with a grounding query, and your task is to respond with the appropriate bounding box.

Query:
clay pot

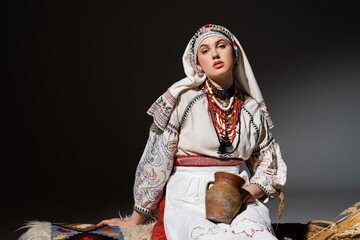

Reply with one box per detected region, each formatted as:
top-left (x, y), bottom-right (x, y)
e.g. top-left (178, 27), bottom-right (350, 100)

top-left (205, 171), bottom-right (245, 224)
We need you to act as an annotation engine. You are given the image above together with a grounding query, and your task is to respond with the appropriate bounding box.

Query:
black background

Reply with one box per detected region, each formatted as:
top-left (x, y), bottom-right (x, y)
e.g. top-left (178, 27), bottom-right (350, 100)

top-left (5, 1), bottom-right (360, 239)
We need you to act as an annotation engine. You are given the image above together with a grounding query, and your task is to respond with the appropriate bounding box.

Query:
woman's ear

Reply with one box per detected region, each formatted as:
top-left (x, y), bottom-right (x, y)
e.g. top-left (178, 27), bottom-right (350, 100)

top-left (196, 64), bottom-right (203, 72)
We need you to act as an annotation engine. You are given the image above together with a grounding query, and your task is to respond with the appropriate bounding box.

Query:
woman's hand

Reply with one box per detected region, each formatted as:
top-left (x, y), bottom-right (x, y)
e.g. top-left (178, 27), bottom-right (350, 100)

top-left (240, 187), bottom-right (256, 205)
top-left (241, 185), bottom-right (266, 204)
top-left (97, 210), bottom-right (145, 228)
top-left (97, 218), bottom-right (136, 228)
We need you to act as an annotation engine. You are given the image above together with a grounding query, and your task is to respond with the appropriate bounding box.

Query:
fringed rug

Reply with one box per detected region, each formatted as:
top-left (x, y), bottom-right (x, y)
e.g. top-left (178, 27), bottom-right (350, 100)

top-left (19, 202), bottom-right (360, 240)
top-left (51, 223), bottom-right (123, 240)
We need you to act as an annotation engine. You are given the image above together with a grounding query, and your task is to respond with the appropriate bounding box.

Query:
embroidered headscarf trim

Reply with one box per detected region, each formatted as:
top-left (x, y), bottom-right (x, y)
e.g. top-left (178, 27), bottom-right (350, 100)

top-left (190, 24), bottom-right (239, 72)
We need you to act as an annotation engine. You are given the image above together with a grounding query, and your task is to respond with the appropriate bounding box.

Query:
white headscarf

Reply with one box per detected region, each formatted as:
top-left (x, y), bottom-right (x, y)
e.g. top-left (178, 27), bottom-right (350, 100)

top-left (147, 24), bottom-right (273, 130)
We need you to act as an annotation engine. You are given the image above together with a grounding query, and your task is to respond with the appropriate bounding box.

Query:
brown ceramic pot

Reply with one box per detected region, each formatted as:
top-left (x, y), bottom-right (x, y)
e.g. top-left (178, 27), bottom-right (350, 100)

top-left (205, 171), bottom-right (245, 224)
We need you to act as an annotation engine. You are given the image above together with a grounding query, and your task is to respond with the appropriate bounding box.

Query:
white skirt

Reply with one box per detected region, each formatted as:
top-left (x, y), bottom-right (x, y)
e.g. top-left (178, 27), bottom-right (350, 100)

top-left (164, 166), bottom-right (277, 240)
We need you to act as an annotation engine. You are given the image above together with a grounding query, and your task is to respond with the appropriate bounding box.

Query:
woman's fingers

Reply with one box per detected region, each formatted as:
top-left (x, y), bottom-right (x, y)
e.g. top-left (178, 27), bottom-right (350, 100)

top-left (97, 219), bottom-right (120, 226)
top-left (97, 220), bottom-right (105, 226)
top-left (97, 218), bottom-right (133, 228)
top-left (240, 188), bottom-right (255, 204)
top-left (97, 220), bottom-right (109, 226)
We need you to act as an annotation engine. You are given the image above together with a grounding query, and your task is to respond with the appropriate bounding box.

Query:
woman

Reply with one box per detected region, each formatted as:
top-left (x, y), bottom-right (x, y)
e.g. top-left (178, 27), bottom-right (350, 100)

top-left (98, 24), bottom-right (287, 240)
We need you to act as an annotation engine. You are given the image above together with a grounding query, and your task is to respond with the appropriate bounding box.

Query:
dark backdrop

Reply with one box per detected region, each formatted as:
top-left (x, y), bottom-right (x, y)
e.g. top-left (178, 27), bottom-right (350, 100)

top-left (5, 1), bottom-right (360, 239)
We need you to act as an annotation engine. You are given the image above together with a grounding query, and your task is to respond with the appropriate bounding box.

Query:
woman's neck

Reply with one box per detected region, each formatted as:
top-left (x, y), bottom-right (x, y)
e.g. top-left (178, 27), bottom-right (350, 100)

top-left (207, 71), bottom-right (234, 89)
top-left (207, 78), bottom-right (233, 90)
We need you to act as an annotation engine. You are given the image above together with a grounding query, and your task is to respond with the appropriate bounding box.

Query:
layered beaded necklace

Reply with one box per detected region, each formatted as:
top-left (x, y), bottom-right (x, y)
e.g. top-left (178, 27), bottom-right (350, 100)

top-left (204, 79), bottom-right (242, 156)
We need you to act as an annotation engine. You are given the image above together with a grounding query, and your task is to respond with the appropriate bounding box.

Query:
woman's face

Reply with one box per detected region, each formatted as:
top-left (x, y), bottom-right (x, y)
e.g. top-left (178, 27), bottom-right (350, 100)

top-left (196, 36), bottom-right (235, 81)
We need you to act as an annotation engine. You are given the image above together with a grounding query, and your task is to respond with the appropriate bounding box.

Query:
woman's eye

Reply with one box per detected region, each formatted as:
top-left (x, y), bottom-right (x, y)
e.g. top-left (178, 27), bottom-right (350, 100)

top-left (218, 45), bottom-right (225, 49)
top-left (202, 49), bottom-right (209, 54)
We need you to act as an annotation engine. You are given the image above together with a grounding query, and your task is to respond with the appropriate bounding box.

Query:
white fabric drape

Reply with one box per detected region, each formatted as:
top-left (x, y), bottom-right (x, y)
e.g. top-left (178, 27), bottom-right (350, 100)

top-left (164, 166), bottom-right (277, 240)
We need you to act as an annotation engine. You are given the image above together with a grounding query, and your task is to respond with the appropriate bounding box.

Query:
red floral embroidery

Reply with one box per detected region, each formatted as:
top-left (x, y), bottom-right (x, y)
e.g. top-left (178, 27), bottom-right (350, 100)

top-left (167, 141), bottom-right (177, 152)
top-left (231, 218), bottom-right (265, 238)
top-left (258, 158), bottom-right (271, 168)
top-left (190, 218), bottom-right (267, 239)
top-left (148, 168), bottom-right (157, 180)
top-left (190, 226), bottom-right (219, 240)
top-left (270, 175), bottom-right (278, 181)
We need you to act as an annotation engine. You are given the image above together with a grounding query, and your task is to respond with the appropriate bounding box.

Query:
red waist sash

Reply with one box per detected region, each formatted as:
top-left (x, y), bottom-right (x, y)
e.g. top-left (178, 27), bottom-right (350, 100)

top-left (175, 155), bottom-right (245, 167)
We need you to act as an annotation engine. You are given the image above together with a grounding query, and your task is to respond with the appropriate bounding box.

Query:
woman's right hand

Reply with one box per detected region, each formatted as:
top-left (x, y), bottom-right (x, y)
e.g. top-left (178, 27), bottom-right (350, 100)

top-left (97, 210), bottom-right (145, 228)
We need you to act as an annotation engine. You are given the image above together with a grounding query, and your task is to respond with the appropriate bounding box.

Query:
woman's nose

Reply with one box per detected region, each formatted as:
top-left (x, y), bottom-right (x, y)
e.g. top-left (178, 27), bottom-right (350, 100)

top-left (212, 49), bottom-right (220, 59)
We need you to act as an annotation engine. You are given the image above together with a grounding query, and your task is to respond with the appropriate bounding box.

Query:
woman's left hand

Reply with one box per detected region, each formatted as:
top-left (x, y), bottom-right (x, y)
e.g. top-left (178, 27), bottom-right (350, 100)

top-left (241, 184), bottom-right (266, 204)
top-left (240, 187), bottom-right (256, 205)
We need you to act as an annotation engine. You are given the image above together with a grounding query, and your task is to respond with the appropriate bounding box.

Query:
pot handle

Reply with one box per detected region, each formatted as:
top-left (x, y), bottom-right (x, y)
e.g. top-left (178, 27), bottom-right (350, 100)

top-left (205, 181), bottom-right (215, 193)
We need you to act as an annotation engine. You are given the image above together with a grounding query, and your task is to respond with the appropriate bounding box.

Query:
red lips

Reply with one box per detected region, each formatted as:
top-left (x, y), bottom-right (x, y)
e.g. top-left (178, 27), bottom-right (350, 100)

top-left (213, 60), bottom-right (224, 69)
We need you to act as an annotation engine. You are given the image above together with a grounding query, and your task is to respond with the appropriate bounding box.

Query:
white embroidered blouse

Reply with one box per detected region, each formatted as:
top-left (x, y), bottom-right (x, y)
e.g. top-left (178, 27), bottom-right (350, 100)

top-left (133, 86), bottom-right (287, 214)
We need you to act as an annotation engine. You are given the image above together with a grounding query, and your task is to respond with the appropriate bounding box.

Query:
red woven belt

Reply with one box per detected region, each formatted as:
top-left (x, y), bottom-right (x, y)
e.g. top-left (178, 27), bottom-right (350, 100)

top-left (175, 155), bottom-right (245, 167)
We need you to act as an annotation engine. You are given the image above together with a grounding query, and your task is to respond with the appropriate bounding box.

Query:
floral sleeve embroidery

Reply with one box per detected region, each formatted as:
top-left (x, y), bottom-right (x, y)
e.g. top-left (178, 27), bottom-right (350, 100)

top-left (133, 121), bottom-right (178, 212)
top-left (246, 110), bottom-right (287, 202)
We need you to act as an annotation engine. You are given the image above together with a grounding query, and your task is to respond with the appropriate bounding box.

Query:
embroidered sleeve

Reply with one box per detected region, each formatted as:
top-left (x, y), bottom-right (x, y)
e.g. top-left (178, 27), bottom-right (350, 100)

top-left (133, 115), bottom-right (179, 215)
top-left (246, 108), bottom-right (287, 202)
